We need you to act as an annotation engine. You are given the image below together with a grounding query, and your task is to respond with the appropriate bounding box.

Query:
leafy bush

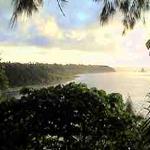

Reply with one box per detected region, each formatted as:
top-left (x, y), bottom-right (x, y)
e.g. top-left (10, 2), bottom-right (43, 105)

top-left (0, 83), bottom-right (143, 150)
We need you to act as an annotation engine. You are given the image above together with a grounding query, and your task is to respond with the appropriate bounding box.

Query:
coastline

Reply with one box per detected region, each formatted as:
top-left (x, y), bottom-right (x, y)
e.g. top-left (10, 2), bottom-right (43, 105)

top-left (3, 71), bottom-right (115, 99)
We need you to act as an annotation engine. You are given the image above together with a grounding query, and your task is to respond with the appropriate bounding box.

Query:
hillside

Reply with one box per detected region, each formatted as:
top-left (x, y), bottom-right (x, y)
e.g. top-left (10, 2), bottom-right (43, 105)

top-left (2, 63), bottom-right (115, 87)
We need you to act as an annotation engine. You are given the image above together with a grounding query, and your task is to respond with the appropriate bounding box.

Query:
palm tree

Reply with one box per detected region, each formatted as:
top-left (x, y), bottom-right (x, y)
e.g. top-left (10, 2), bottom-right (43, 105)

top-left (11, 0), bottom-right (150, 29)
top-left (11, 0), bottom-right (67, 26)
top-left (11, 0), bottom-right (150, 48)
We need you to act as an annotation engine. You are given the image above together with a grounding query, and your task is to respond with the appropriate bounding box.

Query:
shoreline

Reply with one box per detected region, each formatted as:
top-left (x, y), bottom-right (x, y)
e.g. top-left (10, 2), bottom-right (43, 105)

top-left (3, 71), bottom-right (115, 98)
top-left (2, 75), bottom-right (77, 99)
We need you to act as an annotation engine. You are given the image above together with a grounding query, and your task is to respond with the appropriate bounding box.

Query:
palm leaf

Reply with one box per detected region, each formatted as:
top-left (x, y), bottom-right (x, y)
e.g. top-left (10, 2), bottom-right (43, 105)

top-left (146, 39), bottom-right (150, 50)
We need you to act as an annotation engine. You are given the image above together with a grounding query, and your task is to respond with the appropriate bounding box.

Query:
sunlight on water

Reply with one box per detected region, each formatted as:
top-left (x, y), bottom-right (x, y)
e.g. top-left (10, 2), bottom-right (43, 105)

top-left (73, 71), bottom-right (150, 116)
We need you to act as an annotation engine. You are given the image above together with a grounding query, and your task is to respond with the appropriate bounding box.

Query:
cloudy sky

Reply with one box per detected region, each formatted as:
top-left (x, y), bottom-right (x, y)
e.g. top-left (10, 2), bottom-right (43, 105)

top-left (0, 0), bottom-right (150, 67)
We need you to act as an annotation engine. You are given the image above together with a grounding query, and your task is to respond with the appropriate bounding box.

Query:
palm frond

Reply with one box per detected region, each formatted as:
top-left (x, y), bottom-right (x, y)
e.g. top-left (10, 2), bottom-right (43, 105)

top-left (11, 0), bottom-right (43, 27)
top-left (10, 0), bottom-right (66, 27)
top-left (146, 39), bottom-right (150, 49)
top-left (11, 0), bottom-right (150, 29)
top-left (95, 0), bottom-right (150, 30)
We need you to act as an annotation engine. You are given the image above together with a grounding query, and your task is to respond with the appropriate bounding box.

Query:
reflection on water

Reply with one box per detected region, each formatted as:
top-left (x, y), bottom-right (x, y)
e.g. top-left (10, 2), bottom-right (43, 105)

top-left (6, 71), bottom-right (150, 116)
top-left (73, 72), bottom-right (150, 116)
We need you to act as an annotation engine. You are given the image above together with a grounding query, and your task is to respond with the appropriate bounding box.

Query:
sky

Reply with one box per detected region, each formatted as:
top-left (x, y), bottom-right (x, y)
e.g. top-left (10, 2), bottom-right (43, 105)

top-left (0, 0), bottom-right (150, 67)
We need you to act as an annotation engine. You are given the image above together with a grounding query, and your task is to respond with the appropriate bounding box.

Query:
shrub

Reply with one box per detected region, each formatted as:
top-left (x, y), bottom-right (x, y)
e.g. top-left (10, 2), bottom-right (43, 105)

top-left (0, 83), bottom-right (143, 150)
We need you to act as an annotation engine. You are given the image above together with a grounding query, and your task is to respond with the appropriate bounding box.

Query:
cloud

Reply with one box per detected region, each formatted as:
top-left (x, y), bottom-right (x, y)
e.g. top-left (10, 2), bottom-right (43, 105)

top-left (0, 0), bottom-right (150, 66)
top-left (0, 0), bottom-right (121, 54)
top-left (19, 14), bottom-right (124, 54)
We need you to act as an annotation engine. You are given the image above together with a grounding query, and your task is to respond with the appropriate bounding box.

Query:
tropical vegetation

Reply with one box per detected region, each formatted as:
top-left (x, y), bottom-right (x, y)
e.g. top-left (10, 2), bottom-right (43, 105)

top-left (1, 0), bottom-right (150, 149)
top-left (2, 62), bottom-right (115, 87)
top-left (0, 83), bottom-right (145, 150)
top-left (0, 60), bottom-right (9, 91)
top-left (10, 0), bottom-right (150, 31)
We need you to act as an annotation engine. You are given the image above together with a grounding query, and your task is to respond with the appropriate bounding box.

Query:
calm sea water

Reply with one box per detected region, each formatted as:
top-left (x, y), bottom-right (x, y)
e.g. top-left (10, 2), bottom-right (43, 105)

top-left (7, 71), bottom-right (150, 116)
top-left (72, 71), bottom-right (150, 116)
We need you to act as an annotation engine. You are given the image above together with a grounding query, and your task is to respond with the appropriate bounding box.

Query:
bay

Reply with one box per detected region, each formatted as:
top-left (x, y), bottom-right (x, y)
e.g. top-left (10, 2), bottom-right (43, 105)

top-left (72, 71), bottom-right (150, 116)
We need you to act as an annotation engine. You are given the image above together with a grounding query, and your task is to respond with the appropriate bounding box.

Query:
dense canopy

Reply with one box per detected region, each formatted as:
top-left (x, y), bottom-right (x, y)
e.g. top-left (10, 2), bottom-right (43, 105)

top-left (0, 83), bottom-right (144, 149)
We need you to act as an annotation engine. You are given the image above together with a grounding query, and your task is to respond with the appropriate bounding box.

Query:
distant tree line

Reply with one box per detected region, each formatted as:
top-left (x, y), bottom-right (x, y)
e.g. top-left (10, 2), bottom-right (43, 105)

top-left (2, 62), bottom-right (115, 87)
top-left (0, 83), bottom-right (147, 150)
top-left (0, 60), bottom-right (9, 94)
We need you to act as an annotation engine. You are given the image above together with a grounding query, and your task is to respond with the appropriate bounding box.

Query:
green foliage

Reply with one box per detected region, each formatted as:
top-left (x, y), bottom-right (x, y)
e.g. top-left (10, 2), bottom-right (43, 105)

top-left (0, 62), bottom-right (9, 91)
top-left (11, 0), bottom-right (150, 31)
top-left (0, 83), bottom-right (143, 150)
top-left (146, 39), bottom-right (150, 50)
top-left (141, 100), bottom-right (150, 149)
top-left (125, 95), bottom-right (135, 114)
top-left (10, 0), bottom-right (150, 49)
top-left (2, 62), bottom-right (115, 87)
